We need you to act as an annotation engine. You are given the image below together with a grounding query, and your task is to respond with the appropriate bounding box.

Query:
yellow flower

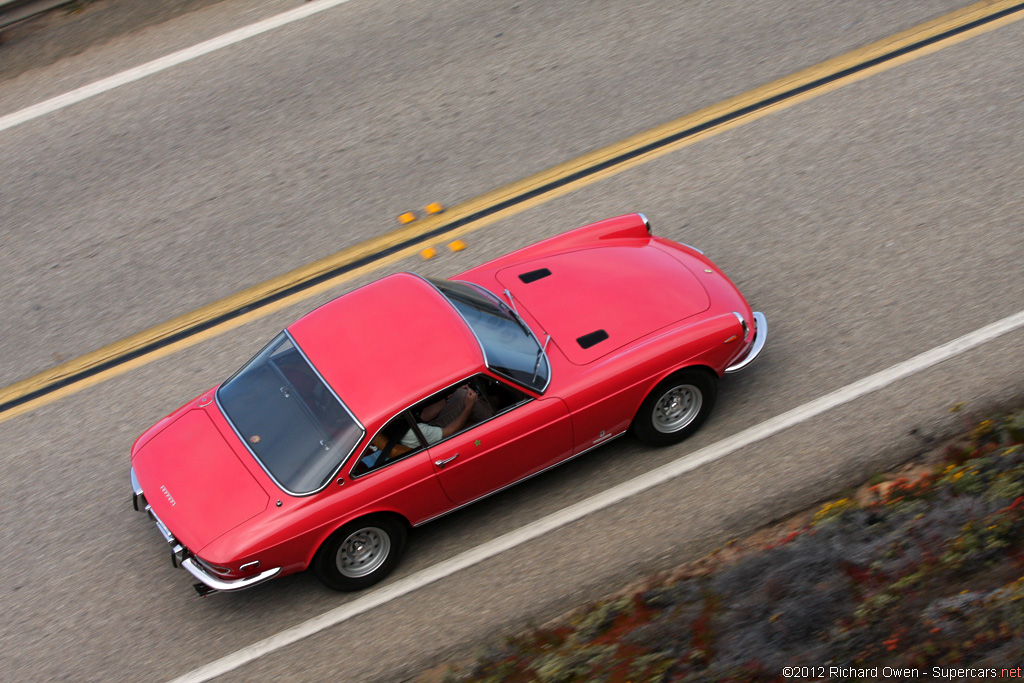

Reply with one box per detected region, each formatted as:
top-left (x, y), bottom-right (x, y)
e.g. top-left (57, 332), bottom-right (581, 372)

top-left (813, 498), bottom-right (856, 523)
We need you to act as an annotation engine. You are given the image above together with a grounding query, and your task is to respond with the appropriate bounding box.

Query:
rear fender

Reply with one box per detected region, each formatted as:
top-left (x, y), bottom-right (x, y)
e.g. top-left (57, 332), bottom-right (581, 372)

top-left (304, 509), bottom-right (411, 569)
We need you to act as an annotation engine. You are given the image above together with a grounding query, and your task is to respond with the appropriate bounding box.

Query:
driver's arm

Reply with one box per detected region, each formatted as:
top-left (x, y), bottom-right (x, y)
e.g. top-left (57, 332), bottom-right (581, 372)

top-left (440, 388), bottom-right (478, 438)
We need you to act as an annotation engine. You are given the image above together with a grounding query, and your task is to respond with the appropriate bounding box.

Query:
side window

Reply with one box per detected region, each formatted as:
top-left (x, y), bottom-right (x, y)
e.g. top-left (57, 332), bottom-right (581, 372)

top-left (475, 374), bottom-right (531, 414)
top-left (350, 375), bottom-right (531, 478)
top-left (405, 375), bottom-right (530, 444)
top-left (350, 412), bottom-right (425, 477)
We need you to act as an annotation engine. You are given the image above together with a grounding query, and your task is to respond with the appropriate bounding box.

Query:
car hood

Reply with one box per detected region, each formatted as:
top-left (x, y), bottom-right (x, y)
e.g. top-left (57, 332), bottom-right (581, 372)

top-left (495, 244), bottom-right (710, 365)
top-left (131, 408), bottom-right (269, 551)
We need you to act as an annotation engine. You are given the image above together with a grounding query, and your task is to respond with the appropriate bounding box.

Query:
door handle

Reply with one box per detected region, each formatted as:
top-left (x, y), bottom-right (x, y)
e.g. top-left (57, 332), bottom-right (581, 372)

top-left (434, 454), bottom-right (459, 469)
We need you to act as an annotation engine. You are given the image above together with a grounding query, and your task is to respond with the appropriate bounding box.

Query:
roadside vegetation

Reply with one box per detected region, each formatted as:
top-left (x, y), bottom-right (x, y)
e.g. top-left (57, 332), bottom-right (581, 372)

top-left (441, 407), bottom-right (1024, 682)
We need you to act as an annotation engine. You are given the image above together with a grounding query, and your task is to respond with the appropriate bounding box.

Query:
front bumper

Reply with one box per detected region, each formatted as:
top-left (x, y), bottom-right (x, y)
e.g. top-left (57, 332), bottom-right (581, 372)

top-left (131, 467), bottom-right (281, 596)
top-left (725, 311), bottom-right (767, 374)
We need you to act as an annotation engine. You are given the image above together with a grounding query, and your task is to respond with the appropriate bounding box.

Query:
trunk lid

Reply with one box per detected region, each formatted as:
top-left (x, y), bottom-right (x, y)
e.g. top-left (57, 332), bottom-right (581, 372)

top-left (132, 408), bottom-right (269, 551)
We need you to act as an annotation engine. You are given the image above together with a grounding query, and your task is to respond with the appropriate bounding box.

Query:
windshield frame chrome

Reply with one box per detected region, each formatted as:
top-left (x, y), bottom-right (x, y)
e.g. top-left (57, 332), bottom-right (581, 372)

top-left (415, 274), bottom-right (552, 394)
top-left (456, 280), bottom-right (553, 395)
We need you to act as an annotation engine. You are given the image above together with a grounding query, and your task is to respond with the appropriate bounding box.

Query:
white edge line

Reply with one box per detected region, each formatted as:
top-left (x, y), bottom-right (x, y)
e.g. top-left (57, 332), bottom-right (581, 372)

top-left (170, 308), bottom-right (1024, 683)
top-left (0, 0), bottom-right (354, 134)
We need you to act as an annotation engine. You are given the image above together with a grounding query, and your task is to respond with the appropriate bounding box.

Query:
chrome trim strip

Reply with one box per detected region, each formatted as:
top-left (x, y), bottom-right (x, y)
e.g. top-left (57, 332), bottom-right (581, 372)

top-left (680, 242), bottom-right (704, 255)
top-left (287, 328), bottom-right (365, 430)
top-left (412, 273), bottom-right (490, 366)
top-left (181, 557), bottom-right (281, 593)
top-left (413, 431), bottom-right (626, 527)
top-left (725, 311), bottom-right (767, 373)
top-left (215, 331), bottom-right (366, 497)
top-left (462, 280), bottom-right (553, 395)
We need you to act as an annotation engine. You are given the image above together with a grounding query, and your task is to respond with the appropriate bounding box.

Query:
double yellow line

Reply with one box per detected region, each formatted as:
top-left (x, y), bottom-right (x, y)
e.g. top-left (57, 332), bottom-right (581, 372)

top-left (2, 0), bottom-right (1022, 424)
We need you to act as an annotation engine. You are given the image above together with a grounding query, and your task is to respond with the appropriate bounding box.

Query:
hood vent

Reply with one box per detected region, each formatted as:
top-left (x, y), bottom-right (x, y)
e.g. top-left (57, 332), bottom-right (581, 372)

top-left (576, 329), bottom-right (609, 349)
top-left (518, 268), bottom-right (552, 284)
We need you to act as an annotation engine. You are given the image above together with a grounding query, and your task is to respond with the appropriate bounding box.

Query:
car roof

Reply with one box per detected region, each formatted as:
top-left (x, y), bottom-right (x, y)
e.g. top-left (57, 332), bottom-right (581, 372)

top-left (287, 273), bottom-right (485, 428)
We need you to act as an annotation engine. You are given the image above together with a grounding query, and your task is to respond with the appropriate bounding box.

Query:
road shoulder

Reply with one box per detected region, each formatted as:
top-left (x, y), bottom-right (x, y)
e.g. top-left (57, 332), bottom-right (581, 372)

top-left (0, 0), bottom-right (228, 83)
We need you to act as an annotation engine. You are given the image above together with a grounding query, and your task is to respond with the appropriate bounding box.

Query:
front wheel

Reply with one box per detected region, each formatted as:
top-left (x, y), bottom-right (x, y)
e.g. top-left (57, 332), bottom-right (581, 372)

top-left (313, 515), bottom-right (407, 591)
top-left (631, 369), bottom-right (717, 447)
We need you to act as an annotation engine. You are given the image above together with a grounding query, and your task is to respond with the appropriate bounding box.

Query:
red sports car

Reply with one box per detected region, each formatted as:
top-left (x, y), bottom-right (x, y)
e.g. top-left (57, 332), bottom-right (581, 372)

top-left (130, 214), bottom-right (766, 595)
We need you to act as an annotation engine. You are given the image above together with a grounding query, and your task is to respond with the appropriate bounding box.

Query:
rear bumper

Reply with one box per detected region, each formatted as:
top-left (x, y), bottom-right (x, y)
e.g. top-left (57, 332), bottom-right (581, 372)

top-left (130, 467), bottom-right (281, 595)
top-left (181, 557), bottom-right (281, 593)
top-left (725, 311), bottom-right (767, 374)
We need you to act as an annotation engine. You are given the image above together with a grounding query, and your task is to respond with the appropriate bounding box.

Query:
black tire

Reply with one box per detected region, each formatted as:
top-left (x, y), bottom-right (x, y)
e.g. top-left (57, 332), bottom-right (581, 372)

top-left (313, 514), bottom-right (407, 591)
top-left (631, 369), bottom-right (717, 447)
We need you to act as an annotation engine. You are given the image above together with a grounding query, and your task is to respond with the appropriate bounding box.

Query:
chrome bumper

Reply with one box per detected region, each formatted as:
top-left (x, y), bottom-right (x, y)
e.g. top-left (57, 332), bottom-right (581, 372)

top-left (181, 558), bottom-right (281, 594)
top-left (725, 311), bottom-right (767, 374)
top-left (130, 467), bottom-right (281, 596)
top-left (131, 467), bottom-right (146, 511)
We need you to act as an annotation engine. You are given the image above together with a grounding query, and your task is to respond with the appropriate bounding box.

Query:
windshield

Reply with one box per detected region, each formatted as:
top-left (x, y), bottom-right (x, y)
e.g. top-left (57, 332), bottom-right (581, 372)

top-left (429, 278), bottom-right (550, 392)
top-left (217, 333), bottom-right (364, 494)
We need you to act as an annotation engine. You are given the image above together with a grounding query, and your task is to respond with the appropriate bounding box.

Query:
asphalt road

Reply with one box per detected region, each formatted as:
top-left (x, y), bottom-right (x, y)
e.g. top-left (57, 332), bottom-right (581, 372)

top-left (1, 0), bottom-right (1022, 681)
top-left (0, 0), bottom-right (230, 82)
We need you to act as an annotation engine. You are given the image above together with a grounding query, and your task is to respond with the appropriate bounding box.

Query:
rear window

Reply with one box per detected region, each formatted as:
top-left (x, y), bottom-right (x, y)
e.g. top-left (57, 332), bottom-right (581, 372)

top-left (217, 333), bottom-right (363, 494)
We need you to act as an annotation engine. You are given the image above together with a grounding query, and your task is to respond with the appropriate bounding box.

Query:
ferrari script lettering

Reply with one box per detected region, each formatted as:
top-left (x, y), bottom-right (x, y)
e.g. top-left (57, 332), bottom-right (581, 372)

top-left (160, 485), bottom-right (177, 507)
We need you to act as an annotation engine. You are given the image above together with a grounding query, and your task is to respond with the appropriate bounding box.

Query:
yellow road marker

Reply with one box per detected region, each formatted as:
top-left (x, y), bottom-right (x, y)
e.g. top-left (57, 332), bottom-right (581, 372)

top-left (398, 211), bottom-right (418, 224)
top-left (2, 0), bottom-right (1023, 424)
top-left (448, 240), bottom-right (467, 252)
top-left (420, 247), bottom-right (438, 260)
top-left (425, 202), bottom-right (445, 215)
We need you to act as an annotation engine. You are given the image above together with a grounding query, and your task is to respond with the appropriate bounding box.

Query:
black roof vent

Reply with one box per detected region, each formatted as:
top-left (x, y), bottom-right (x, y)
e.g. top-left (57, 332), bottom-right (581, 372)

top-left (576, 329), bottom-right (609, 349)
top-left (518, 268), bottom-right (552, 284)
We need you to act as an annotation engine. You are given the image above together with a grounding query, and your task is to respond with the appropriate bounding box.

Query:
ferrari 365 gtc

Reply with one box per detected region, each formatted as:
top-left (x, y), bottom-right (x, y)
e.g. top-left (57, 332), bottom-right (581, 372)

top-left (130, 213), bottom-right (766, 595)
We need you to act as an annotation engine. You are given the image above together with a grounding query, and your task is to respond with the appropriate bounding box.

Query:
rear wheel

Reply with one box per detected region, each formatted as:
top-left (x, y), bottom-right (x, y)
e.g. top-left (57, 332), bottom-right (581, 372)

top-left (631, 369), bottom-right (717, 446)
top-left (313, 515), bottom-right (407, 591)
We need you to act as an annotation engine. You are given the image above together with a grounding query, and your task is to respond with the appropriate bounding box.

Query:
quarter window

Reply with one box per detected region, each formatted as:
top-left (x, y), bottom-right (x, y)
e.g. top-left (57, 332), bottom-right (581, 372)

top-left (350, 412), bottom-right (424, 477)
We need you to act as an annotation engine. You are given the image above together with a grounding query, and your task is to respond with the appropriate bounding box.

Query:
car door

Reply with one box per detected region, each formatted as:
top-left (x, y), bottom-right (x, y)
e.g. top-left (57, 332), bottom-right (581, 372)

top-left (427, 378), bottom-right (572, 506)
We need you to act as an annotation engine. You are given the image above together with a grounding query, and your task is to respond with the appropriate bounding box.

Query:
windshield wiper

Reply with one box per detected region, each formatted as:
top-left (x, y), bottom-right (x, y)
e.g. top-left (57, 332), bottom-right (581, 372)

top-left (502, 288), bottom-right (533, 337)
top-left (531, 334), bottom-right (551, 385)
top-left (502, 288), bottom-right (519, 315)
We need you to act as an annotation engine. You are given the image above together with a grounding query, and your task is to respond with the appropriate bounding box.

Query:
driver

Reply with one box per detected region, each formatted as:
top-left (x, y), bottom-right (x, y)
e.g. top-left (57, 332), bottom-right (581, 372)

top-left (402, 384), bottom-right (492, 447)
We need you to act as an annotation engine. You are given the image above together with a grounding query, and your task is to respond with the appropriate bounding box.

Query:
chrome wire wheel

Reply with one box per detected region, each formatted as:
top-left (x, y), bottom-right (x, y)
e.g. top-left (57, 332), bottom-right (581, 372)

top-left (336, 526), bottom-right (391, 578)
top-left (652, 384), bottom-right (703, 433)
